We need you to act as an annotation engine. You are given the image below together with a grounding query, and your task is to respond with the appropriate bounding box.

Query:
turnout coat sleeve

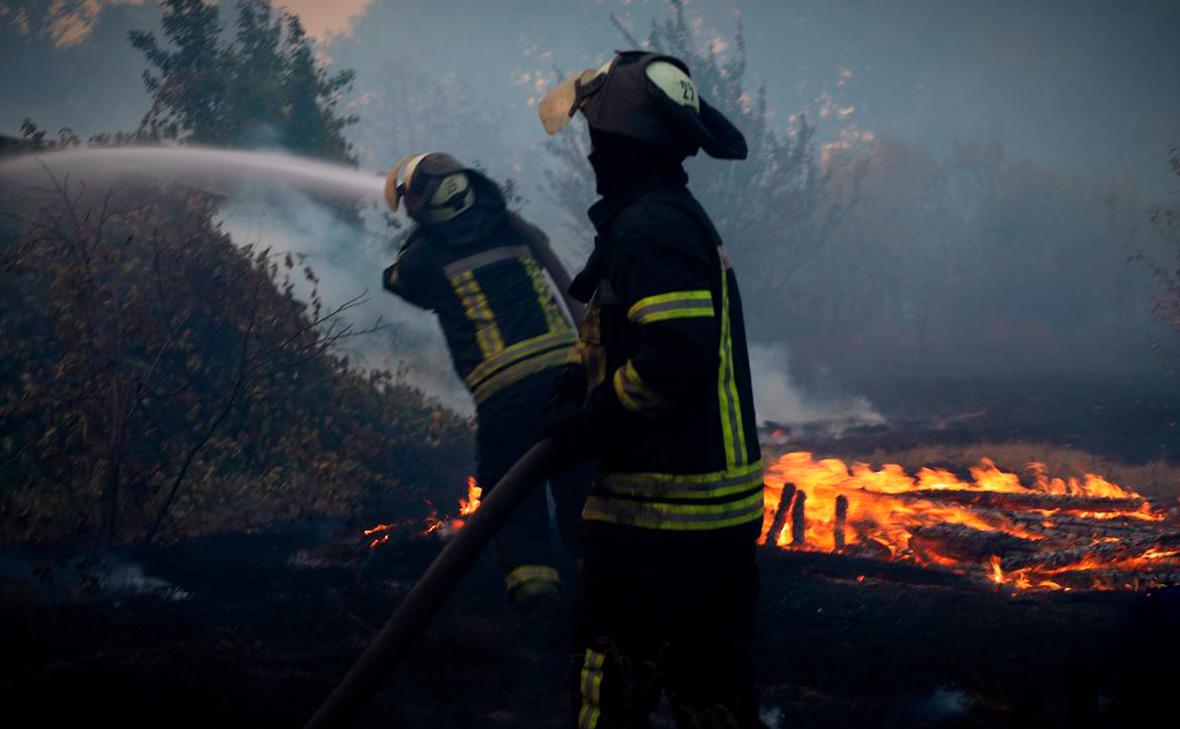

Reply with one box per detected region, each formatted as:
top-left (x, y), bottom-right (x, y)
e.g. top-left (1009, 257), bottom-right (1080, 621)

top-left (606, 206), bottom-right (721, 414)
top-left (382, 236), bottom-right (434, 310)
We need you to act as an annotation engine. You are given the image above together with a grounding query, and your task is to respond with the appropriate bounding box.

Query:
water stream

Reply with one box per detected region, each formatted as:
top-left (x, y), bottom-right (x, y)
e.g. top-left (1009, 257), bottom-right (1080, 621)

top-left (0, 145), bottom-right (385, 202)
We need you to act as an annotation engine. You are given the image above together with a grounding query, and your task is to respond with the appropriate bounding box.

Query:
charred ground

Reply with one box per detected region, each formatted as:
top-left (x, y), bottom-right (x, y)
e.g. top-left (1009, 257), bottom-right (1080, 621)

top-left (3, 371), bottom-right (1179, 729)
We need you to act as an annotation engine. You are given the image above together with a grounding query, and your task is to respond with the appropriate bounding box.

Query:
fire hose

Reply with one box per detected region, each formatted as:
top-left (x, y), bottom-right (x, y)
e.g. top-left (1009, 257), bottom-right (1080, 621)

top-left (304, 439), bottom-right (560, 729)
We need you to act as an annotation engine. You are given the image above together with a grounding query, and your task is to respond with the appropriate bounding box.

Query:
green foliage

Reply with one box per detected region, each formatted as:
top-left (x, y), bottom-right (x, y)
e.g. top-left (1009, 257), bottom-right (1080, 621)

top-left (0, 180), bottom-right (471, 545)
top-left (129, 0), bottom-right (357, 162)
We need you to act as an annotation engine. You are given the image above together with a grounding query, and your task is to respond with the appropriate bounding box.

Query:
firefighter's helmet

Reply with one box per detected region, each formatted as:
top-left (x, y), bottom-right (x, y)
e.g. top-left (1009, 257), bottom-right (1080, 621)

top-left (384, 152), bottom-right (477, 223)
top-left (539, 51), bottom-right (747, 160)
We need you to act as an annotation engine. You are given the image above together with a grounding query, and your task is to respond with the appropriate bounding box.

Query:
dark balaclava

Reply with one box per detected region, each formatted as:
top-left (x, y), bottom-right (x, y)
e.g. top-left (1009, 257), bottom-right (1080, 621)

top-left (588, 127), bottom-right (688, 199)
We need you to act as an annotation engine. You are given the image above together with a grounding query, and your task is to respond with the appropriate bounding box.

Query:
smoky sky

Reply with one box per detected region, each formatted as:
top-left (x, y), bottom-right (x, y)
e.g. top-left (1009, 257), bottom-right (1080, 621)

top-left (2, 0), bottom-right (1177, 192)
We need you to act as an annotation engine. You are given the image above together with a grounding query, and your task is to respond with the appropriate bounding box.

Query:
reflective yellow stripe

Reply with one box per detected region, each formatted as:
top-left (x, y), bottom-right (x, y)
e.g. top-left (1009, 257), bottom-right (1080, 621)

top-left (627, 290), bottom-right (715, 324)
top-left (578, 648), bottom-right (605, 729)
top-left (522, 256), bottom-right (572, 333)
top-left (716, 272), bottom-right (747, 468)
top-left (464, 330), bottom-right (577, 388)
top-left (504, 564), bottom-right (560, 593)
top-left (582, 293), bottom-right (607, 389)
top-left (600, 461), bottom-right (763, 499)
top-left (449, 270), bottom-right (504, 357)
top-left (582, 489), bottom-right (764, 531)
top-left (470, 347), bottom-right (569, 404)
top-left (638, 307), bottom-right (714, 324)
top-left (612, 360), bottom-right (663, 413)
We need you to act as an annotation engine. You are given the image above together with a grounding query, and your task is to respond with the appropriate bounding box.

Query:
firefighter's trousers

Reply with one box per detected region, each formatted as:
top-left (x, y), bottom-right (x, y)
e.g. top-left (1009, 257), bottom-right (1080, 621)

top-left (571, 520), bottom-right (762, 729)
top-left (476, 372), bottom-right (591, 605)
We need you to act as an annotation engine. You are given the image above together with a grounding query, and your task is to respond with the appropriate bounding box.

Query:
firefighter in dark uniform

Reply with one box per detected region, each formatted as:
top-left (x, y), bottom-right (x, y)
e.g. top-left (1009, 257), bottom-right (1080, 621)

top-left (539, 53), bottom-right (765, 727)
top-left (381, 153), bottom-right (588, 632)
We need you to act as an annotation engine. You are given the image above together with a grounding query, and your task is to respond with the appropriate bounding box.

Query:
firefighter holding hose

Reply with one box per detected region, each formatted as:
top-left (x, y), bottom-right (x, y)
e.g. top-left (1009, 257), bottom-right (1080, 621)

top-left (539, 52), bottom-right (765, 727)
top-left (381, 153), bottom-right (588, 638)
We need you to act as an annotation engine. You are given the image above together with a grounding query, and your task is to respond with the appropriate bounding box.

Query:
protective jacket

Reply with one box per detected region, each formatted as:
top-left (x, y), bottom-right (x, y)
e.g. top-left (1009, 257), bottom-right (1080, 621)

top-left (563, 167), bottom-right (763, 532)
top-left (383, 169), bottom-right (587, 610)
top-left (383, 172), bottom-right (576, 407)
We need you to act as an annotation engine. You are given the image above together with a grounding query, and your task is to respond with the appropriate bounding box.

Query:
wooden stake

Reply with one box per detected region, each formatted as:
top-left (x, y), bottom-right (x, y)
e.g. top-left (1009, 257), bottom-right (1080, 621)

top-left (791, 489), bottom-right (808, 547)
top-left (834, 494), bottom-right (849, 552)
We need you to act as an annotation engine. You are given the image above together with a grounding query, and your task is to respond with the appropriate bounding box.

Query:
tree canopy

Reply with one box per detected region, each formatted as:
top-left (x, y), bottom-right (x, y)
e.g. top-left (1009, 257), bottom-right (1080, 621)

top-left (129, 0), bottom-right (356, 162)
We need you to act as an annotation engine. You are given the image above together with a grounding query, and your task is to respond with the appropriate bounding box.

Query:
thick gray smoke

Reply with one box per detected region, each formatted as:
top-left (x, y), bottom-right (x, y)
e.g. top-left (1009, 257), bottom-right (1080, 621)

top-left (748, 344), bottom-right (885, 435)
top-left (0, 146), bottom-right (475, 412)
top-left (216, 186), bottom-right (474, 413)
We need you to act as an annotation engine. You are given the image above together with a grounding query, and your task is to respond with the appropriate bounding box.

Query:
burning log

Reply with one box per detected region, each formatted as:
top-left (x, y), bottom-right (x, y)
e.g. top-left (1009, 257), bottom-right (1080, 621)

top-left (842, 539), bottom-right (895, 562)
top-left (899, 490), bottom-right (1147, 514)
top-left (791, 489), bottom-right (808, 547)
top-left (909, 524), bottom-right (1039, 562)
top-left (760, 451), bottom-right (1180, 593)
top-left (999, 536), bottom-right (1180, 572)
top-left (1006, 512), bottom-right (1157, 535)
top-left (834, 495), bottom-right (848, 551)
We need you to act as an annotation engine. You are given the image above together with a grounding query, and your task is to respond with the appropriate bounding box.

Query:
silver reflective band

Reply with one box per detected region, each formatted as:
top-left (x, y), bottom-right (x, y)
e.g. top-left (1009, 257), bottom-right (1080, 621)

top-left (444, 245), bottom-right (531, 280)
top-left (464, 330), bottom-right (578, 388)
top-left (469, 346), bottom-right (570, 404)
top-left (600, 462), bottom-right (763, 499)
top-left (582, 491), bottom-right (765, 530)
top-left (717, 245), bottom-right (733, 270)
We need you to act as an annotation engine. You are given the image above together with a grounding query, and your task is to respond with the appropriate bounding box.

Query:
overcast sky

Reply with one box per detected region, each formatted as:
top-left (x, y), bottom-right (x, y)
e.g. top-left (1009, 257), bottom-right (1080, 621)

top-left (2, 0), bottom-right (1177, 192)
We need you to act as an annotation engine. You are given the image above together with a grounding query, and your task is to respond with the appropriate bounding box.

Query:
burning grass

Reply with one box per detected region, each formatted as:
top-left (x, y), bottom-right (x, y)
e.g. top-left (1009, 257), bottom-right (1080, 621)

top-left (760, 446), bottom-right (1180, 592)
top-left (841, 442), bottom-right (1180, 502)
top-left (364, 442), bottom-right (1180, 593)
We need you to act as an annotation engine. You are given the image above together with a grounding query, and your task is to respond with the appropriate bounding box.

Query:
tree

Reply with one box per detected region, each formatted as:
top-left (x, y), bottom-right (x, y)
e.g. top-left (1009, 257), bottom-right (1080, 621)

top-left (129, 0), bottom-right (356, 162)
top-left (542, 0), bottom-right (862, 338)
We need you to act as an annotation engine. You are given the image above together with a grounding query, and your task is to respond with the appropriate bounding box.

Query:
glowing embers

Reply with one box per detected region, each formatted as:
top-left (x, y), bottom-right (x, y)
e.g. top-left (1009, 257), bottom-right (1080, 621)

top-left (760, 452), bottom-right (1179, 591)
top-left (366, 476), bottom-right (483, 549)
top-left (363, 522), bottom-right (398, 550)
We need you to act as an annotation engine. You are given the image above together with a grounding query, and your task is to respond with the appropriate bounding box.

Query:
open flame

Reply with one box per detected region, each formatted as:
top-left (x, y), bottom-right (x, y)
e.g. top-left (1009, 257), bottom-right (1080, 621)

top-left (364, 456), bottom-right (1177, 592)
top-left (458, 476), bottom-right (483, 520)
top-left (760, 452), bottom-right (1179, 591)
top-left (367, 476), bottom-right (483, 548)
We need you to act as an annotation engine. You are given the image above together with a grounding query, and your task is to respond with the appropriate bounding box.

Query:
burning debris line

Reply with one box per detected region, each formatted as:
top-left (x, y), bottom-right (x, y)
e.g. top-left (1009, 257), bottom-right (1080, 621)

top-left (366, 476), bottom-right (483, 548)
top-left (759, 452), bottom-right (1180, 592)
top-left (363, 455), bottom-right (1180, 592)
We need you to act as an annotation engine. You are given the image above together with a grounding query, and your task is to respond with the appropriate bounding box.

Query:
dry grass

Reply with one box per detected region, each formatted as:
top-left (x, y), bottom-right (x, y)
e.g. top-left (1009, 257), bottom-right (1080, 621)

top-left (814, 442), bottom-right (1180, 503)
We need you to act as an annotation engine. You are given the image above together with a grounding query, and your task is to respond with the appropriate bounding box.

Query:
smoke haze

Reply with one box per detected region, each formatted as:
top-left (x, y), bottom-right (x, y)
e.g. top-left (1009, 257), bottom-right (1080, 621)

top-left (3, 0), bottom-right (1179, 422)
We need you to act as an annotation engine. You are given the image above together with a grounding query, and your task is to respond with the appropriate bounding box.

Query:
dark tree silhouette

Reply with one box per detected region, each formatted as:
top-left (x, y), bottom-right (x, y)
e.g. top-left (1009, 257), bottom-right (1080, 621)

top-left (129, 0), bottom-right (356, 162)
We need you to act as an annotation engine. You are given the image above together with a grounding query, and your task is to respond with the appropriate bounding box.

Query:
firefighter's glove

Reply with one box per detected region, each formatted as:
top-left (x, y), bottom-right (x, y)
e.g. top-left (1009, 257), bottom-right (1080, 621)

top-left (542, 382), bottom-right (623, 459)
top-left (544, 364), bottom-right (586, 425)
